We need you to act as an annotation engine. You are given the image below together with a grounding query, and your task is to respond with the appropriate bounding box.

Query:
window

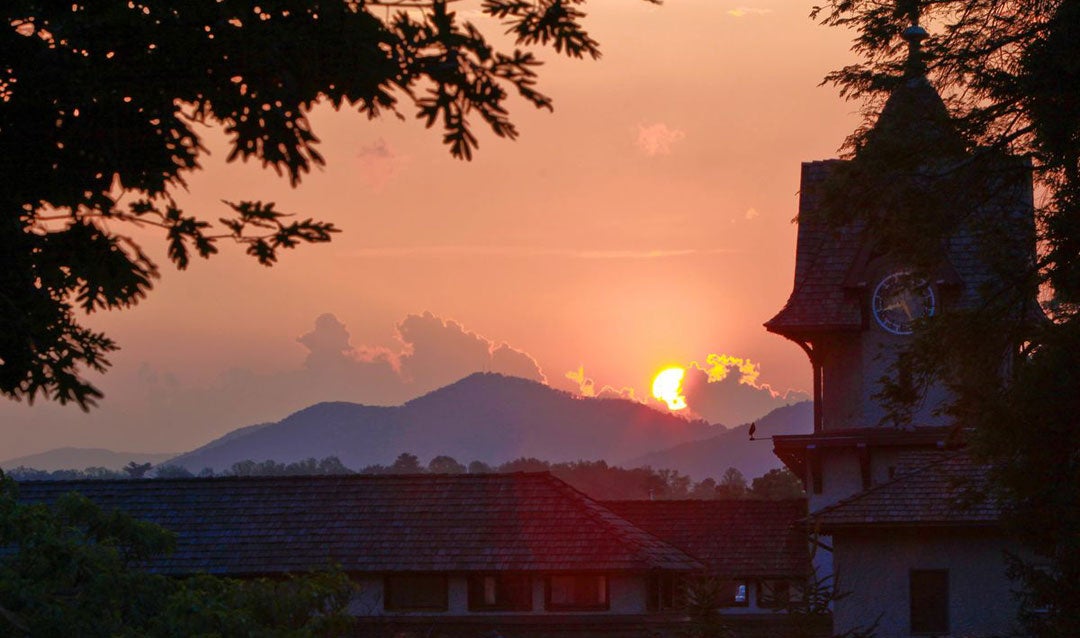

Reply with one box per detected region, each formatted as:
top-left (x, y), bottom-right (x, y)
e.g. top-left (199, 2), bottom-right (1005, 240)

top-left (647, 574), bottom-right (685, 611)
top-left (717, 580), bottom-right (749, 607)
top-left (468, 574), bottom-right (533, 611)
top-left (758, 579), bottom-right (805, 609)
top-left (910, 569), bottom-right (949, 634)
top-left (384, 574), bottom-right (448, 611)
top-left (546, 574), bottom-right (609, 611)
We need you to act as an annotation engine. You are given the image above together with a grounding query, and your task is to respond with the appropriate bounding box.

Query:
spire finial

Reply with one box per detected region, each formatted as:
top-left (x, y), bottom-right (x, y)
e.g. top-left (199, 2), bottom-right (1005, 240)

top-left (900, 0), bottom-right (928, 79)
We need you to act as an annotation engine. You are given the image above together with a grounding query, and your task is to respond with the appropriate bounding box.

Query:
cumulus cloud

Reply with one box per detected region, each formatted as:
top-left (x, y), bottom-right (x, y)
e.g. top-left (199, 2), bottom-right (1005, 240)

top-left (565, 365), bottom-right (641, 403)
top-left (681, 354), bottom-right (810, 426)
top-left (635, 123), bottom-right (686, 156)
top-left (397, 312), bottom-right (546, 391)
top-left (562, 356), bottom-right (806, 425)
top-left (0, 312), bottom-right (551, 456)
top-left (565, 366), bottom-right (596, 397)
top-left (745, 207), bottom-right (759, 220)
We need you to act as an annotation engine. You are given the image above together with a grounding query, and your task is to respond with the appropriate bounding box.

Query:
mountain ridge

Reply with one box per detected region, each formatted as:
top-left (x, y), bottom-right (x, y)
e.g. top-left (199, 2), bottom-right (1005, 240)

top-left (626, 401), bottom-right (813, 480)
top-left (166, 372), bottom-right (718, 472)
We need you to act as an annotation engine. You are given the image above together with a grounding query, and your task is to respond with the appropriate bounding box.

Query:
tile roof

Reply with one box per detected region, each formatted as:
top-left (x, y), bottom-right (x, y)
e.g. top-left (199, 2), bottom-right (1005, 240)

top-left (14, 473), bottom-right (702, 575)
top-left (765, 161), bottom-right (865, 335)
top-left (765, 155), bottom-right (1035, 337)
top-left (812, 452), bottom-right (1000, 530)
top-left (601, 500), bottom-right (808, 578)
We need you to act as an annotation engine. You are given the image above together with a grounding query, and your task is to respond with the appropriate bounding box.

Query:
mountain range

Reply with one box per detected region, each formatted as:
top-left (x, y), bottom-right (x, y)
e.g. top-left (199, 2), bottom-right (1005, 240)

top-left (626, 401), bottom-right (813, 480)
top-left (165, 373), bottom-right (720, 472)
top-left (3, 373), bottom-right (813, 480)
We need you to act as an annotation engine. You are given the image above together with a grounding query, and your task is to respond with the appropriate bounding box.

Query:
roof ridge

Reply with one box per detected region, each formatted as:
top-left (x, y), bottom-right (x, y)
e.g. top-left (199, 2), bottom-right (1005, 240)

top-left (541, 475), bottom-right (702, 570)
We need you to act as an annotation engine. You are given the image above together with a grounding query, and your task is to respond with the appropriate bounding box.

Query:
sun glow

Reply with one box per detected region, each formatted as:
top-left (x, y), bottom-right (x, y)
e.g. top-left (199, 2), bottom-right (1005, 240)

top-left (652, 367), bottom-right (687, 411)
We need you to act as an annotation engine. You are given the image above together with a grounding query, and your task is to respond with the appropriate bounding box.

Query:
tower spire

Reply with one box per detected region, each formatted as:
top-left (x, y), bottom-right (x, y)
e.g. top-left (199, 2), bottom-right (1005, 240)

top-left (900, 0), bottom-right (928, 79)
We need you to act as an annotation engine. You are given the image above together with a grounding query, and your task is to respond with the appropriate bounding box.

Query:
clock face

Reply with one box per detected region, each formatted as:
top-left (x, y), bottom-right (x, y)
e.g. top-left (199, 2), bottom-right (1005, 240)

top-left (872, 271), bottom-right (935, 335)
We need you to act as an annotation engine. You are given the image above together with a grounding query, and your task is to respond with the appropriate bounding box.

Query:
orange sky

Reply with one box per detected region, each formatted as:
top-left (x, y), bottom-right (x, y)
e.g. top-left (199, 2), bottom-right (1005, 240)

top-left (1, 1), bottom-right (862, 459)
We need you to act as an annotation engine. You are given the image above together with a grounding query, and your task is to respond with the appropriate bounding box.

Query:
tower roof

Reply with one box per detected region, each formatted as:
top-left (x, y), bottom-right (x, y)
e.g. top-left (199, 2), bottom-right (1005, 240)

top-left (766, 22), bottom-right (973, 338)
top-left (858, 23), bottom-right (967, 161)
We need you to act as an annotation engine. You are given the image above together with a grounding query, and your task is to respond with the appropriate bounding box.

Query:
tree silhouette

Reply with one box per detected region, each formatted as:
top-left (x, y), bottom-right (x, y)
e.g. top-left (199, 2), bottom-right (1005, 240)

top-left (122, 461), bottom-right (154, 479)
top-left (0, 0), bottom-right (646, 409)
top-left (714, 467), bottom-right (747, 500)
top-left (427, 455), bottom-right (466, 474)
top-left (749, 468), bottom-right (804, 500)
top-left (387, 452), bottom-right (423, 474)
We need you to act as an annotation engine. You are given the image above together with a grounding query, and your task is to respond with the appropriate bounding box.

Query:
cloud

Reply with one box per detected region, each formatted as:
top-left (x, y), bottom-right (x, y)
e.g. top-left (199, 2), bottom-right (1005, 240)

top-left (355, 138), bottom-right (407, 191)
top-left (565, 365), bottom-right (641, 403)
top-left (565, 366), bottom-right (596, 397)
top-left (727, 7), bottom-right (773, 18)
top-left (397, 312), bottom-right (546, 391)
top-left (680, 354), bottom-right (810, 425)
top-left (635, 122), bottom-right (686, 156)
top-left (745, 207), bottom-right (759, 220)
top-left (0, 312), bottom-right (551, 456)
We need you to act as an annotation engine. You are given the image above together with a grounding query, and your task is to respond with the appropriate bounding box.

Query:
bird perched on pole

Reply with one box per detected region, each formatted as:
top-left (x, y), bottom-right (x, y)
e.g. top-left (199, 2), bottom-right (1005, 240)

top-left (748, 422), bottom-right (757, 441)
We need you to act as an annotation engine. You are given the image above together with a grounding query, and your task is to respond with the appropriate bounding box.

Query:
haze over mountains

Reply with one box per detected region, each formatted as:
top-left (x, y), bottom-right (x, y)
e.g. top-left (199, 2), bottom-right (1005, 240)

top-left (3, 374), bottom-right (813, 480)
top-left (0, 448), bottom-right (177, 472)
top-left (165, 373), bottom-right (717, 471)
top-left (627, 401), bottom-right (813, 480)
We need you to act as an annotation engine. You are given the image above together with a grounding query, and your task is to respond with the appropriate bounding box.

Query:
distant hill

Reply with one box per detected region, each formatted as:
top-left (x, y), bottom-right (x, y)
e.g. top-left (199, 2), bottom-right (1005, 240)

top-left (625, 401), bottom-right (813, 481)
top-left (0, 448), bottom-right (178, 472)
top-left (166, 373), bottom-right (719, 472)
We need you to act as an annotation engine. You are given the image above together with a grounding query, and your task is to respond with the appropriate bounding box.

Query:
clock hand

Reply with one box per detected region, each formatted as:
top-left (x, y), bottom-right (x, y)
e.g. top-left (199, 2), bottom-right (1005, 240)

top-left (899, 296), bottom-right (913, 319)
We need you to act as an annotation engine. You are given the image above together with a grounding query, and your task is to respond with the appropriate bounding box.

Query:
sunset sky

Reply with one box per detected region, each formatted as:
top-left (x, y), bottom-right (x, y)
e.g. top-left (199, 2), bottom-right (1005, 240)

top-left (1, 0), bottom-right (863, 460)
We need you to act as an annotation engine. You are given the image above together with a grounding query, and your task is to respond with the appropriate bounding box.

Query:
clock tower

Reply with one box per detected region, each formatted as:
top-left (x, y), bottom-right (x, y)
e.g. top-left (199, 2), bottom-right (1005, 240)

top-left (766, 23), bottom-right (1035, 510)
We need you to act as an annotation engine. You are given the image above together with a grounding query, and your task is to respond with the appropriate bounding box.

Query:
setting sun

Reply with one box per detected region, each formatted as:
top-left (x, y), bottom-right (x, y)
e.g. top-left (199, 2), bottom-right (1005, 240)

top-left (652, 367), bottom-right (688, 411)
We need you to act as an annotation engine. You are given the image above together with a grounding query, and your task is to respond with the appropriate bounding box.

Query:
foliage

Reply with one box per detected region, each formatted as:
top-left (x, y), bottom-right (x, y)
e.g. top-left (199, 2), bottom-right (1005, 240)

top-left (152, 464), bottom-right (195, 479)
top-left (227, 455), bottom-right (354, 476)
top-left (123, 461), bottom-right (154, 478)
top-left (4, 465), bottom-right (127, 481)
top-left (680, 577), bottom-right (735, 638)
top-left (146, 571), bottom-right (356, 638)
top-left (777, 567), bottom-right (879, 638)
top-left (967, 320), bottom-right (1080, 633)
top-left (750, 468), bottom-right (805, 500)
top-left (811, 0), bottom-right (1079, 633)
top-left (0, 0), bottom-right (644, 409)
top-left (427, 455), bottom-right (467, 474)
top-left (8, 452), bottom-right (802, 504)
top-left (0, 472), bottom-right (356, 637)
top-left (714, 467), bottom-right (747, 499)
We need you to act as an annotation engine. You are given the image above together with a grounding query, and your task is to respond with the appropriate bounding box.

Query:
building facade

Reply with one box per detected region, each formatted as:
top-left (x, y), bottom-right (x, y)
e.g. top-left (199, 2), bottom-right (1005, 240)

top-left (14, 472), bottom-right (822, 637)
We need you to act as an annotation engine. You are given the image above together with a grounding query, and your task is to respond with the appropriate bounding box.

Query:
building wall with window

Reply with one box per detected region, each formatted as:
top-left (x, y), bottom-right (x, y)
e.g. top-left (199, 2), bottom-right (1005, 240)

top-left (832, 529), bottom-right (1022, 637)
top-left (349, 573), bottom-right (650, 617)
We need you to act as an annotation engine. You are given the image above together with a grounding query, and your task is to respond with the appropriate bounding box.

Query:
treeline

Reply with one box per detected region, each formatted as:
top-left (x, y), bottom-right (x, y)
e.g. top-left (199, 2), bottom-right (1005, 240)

top-left (7, 454), bottom-right (804, 501)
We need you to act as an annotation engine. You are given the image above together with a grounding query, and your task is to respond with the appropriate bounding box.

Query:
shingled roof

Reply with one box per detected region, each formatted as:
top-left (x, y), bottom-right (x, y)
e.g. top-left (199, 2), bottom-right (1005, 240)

top-left (812, 453), bottom-right (1000, 531)
top-left (14, 473), bottom-right (702, 575)
top-left (764, 160), bottom-right (865, 336)
top-left (601, 500), bottom-right (808, 578)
